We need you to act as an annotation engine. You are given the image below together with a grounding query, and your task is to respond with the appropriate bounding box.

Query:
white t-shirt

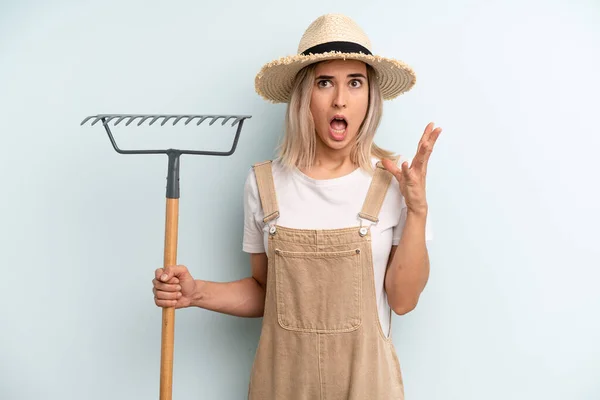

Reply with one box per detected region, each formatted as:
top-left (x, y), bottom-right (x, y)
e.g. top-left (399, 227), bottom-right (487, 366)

top-left (242, 156), bottom-right (433, 337)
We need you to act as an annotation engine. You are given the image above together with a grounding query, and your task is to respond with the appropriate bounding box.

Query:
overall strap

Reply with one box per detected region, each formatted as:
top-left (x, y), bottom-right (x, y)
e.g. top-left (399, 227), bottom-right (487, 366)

top-left (252, 160), bottom-right (280, 223)
top-left (359, 160), bottom-right (398, 223)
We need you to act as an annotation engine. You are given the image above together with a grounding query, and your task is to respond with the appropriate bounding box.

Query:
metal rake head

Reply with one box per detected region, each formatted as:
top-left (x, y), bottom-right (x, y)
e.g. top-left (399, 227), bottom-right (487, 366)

top-left (80, 113), bottom-right (252, 156)
top-left (81, 113), bottom-right (252, 198)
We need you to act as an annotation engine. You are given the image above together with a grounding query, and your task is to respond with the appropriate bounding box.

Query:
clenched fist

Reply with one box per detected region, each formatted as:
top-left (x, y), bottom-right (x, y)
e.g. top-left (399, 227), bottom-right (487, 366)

top-left (152, 265), bottom-right (196, 309)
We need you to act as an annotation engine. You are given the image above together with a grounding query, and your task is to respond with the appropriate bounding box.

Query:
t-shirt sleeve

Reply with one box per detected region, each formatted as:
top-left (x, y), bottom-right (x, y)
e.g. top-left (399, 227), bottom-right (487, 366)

top-left (391, 155), bottom-right (434, 246)
top-left (242, 168), bottom-right (266, 253)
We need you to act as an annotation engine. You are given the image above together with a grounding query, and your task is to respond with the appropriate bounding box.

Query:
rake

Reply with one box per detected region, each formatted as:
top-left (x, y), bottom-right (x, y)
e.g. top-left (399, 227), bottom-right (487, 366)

top-left (81, 113), bottom-right (252, 400)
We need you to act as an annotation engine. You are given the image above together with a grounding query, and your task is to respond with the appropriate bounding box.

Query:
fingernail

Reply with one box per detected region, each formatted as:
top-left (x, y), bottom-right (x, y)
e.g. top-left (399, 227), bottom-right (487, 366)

top-left (176, 286), bottom-right (181, 291)
top-left (161, 274), bottom-right (168, 281)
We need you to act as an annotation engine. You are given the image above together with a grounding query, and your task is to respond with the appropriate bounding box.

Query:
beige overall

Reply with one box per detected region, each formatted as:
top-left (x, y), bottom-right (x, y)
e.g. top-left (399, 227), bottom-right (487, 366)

top-left (248, 160), bottom-right (405, 400)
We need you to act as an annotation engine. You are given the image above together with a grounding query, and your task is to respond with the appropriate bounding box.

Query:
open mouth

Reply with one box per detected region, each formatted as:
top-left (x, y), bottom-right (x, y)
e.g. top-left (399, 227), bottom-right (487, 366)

top-left (329, 115), bottom-right (348, 136)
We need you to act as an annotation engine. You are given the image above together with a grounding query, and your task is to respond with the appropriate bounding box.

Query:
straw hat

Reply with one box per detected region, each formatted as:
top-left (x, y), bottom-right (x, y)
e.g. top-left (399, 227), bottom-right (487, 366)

top-left (254, 13), bottom-right (417, 103)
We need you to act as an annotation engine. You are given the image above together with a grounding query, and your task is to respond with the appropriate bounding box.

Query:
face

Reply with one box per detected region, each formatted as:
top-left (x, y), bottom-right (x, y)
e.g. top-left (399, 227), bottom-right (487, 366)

top-left (310, 59), bottom-right (369, 153)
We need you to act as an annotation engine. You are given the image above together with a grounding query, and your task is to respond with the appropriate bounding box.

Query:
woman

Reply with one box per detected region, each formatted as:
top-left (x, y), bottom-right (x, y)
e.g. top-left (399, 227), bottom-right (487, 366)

top-left (152, 13), bottom-right (441, 399)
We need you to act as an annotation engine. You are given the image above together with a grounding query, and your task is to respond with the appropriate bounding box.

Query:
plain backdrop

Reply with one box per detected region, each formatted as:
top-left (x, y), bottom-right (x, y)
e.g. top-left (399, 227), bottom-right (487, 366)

top-left (1, 0), bottom-right (599, 399)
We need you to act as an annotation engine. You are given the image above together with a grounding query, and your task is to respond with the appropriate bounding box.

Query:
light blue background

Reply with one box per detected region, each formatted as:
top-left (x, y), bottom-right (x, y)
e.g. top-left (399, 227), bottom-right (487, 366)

top-left (1, 0), bottom-right (599, 399)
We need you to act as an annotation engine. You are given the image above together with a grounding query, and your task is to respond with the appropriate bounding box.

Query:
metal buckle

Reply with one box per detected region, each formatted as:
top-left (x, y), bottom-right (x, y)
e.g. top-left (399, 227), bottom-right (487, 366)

top-left (358, 215), bottom-right (376, 237)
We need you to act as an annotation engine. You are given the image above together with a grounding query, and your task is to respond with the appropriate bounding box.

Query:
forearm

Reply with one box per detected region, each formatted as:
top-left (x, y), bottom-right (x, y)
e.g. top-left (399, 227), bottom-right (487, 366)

top-left (385, 210), bottom-right (430, 314)
top-left (190, 277), bottom-right (266, 318)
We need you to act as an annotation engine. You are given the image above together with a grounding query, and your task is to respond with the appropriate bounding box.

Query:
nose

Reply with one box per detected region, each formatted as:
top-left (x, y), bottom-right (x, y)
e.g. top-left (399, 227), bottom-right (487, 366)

top-left (333, 86), bottom-right (347, 109)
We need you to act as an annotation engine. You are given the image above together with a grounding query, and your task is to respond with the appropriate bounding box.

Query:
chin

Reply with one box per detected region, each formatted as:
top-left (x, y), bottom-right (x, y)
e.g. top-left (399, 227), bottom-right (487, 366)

top-left (326, 139), bottom-right (351, 150)
top-left (317, 129), bottom-right (356, 151)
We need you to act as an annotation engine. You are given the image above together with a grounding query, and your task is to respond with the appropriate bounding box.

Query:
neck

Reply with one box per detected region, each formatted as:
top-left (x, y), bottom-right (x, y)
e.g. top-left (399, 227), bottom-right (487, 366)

top-left (300, 136), bottom-right (357, 179)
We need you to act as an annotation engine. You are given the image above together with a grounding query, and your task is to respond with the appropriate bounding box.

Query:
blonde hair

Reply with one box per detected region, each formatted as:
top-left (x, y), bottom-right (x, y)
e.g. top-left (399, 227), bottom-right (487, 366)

top-left (276, 61), bottom-right (397, 173)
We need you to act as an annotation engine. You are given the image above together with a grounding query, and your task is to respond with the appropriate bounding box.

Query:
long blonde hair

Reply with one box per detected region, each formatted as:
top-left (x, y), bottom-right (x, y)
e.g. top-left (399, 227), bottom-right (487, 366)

top-left (276, 61), bottom-right (396, 173)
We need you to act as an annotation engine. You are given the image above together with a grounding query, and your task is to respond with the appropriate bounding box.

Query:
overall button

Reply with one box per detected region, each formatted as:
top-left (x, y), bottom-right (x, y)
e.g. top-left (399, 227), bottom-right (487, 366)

top-left (359, 227), bottom-right (368, 237)
top-left (269, 226), bottom-right (277, 235)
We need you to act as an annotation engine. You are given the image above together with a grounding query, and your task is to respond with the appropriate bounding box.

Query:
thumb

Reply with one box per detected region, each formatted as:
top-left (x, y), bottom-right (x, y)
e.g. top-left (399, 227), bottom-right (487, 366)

top-left (160, 265), bottom-right (189, 282)
top-left (381, 158), bottom-right (401, 180)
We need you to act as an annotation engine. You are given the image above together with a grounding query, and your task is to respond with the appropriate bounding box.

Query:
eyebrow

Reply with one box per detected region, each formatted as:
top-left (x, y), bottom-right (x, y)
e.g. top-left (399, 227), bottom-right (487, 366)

top-left (316, 73), bottom-right (367, 80)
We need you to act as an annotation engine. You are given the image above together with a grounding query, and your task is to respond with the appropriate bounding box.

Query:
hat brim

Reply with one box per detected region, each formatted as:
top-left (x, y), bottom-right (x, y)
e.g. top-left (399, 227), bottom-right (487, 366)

top-left (254, 51), bottom-right (417, 103)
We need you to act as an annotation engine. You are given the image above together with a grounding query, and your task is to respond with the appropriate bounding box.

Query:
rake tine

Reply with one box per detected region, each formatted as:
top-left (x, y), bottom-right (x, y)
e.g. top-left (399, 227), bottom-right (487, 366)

top-left (113, 116), bottom-right (129, 126)
top-left (80, 116), bottom-right (95, 126)
top-left (149, 116), bottom-right (164, 126)
top-left (137, 116), bottom-right (154, 126)
top-left (125, 116), bottom-right (142, 126)
top-left (231, 117), bottom-right (244, 127)
top-left (221, 116), bottom-right (235, 126)
top-left (196, 116), bottom-right (211, 126)
top-left (173, 115), bottom-right (191, 125)
top-left (161, 116), bottom-right (177, 126)
top-left (91, 116), bottom-right (106, 126)
top-left (209, 116), bottom-right (222, 126)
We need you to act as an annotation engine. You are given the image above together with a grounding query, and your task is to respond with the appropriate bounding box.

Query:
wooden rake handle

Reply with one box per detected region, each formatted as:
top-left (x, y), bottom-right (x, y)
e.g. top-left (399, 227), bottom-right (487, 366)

top-left (160, 197), bottom-right (179, 400)
top-left (160, 152), bottom-right (181, 400)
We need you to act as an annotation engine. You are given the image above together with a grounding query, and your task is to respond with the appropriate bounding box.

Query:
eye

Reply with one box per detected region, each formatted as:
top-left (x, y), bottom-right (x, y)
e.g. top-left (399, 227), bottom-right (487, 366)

top-left (349, 79), bottom-right (363, 88)
top-left (317, 80), bottom-right (332, 88)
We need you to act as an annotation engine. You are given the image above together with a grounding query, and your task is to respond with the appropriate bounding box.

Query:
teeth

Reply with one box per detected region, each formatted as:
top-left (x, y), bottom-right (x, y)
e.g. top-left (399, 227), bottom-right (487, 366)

top-left (331, 116), bottom-right (347, 136)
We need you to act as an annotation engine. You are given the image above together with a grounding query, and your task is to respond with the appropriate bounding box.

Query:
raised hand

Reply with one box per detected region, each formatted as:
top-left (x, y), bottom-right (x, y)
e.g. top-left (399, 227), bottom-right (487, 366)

top-left (381, 122), bottom-right (442, 215)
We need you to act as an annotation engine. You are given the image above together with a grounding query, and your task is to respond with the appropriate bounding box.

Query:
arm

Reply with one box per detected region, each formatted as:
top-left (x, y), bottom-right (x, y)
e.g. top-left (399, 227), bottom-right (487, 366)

top-left (384, 210), bottom-right (430, 315)
top-left (381, 121), bottom-right (442, 315)
top-left (155, 168), bottom-right (271, 316)
top-left (190, 252), bottom-right (268, 318)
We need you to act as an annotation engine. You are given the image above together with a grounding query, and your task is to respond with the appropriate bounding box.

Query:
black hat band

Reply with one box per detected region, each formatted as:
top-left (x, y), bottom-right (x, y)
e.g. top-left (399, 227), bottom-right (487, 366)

top-left (301, 41), bottom-right (372, 56)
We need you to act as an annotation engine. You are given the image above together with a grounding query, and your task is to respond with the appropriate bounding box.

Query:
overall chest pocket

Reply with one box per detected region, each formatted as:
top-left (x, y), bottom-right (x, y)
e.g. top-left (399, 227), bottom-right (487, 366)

top-left (273, 247), bottom-right (362, 333)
